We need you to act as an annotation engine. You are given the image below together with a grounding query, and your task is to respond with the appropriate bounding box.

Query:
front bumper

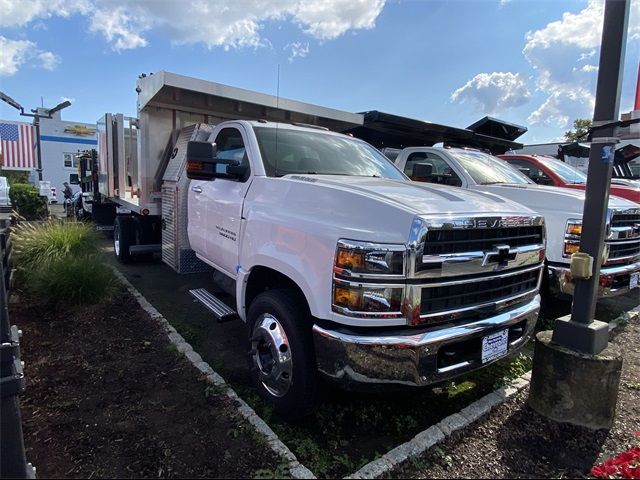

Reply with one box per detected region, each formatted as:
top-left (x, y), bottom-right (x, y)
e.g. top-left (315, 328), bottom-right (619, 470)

top-left (312, 296), bottom-right (540, 389)
top-left (548, 262), bottom-right (640, 298)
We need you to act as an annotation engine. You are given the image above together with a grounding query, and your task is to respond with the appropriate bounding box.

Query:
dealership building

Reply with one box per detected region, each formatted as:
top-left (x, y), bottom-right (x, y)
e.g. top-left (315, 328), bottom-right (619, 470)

top-left (0, 109), bottom-right (97, 195)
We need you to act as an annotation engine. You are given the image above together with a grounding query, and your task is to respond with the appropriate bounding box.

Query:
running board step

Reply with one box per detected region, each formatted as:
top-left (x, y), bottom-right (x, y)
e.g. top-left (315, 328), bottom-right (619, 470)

top-left (189, 288), bottom-right (238, 322)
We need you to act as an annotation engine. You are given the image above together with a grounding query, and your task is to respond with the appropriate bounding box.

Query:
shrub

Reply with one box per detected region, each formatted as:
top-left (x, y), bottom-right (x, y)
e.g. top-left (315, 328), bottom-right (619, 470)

top-left (0, 170), bottom-right (30, 185)
top-left (12, 221), bottom-right (100, 272)
top-left (9, 183), bottom-right (48, 220)
top-left (27, 255), bottom-right (117, 305)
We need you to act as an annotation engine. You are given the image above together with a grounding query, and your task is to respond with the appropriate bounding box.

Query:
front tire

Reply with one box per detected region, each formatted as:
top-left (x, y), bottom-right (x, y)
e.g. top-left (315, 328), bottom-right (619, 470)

top-left (114, 216), bottom-right (135, 264)
top-left (247, 289), bottom-right (322, 420)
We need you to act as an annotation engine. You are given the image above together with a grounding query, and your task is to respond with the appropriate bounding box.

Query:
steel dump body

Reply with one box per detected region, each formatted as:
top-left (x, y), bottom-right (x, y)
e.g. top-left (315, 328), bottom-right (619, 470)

top-left (98, 71), bottom-right (364, 217)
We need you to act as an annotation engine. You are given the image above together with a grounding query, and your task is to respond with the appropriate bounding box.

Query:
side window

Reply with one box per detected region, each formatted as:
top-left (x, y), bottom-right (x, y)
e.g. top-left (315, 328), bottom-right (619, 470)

top-left (63, 153), bottom-right (78, 169)
top-left (507, 160), bottom-right (551, 185)
top-left (404, 152), bottom-right (461, 186)
top-left (212, 127), bottom-right (250, 181)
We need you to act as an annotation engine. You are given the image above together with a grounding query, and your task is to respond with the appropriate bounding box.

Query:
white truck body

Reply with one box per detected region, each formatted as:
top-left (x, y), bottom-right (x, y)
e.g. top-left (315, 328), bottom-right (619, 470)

top-left (98, 72), bottom-right (548, 417)
top-left (392, 146), bottom-right (640, 298)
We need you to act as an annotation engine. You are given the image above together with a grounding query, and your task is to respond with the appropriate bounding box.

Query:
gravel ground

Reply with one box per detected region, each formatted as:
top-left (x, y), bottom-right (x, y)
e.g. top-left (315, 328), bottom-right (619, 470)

top-left (394, 313), bottom-right (640, 479)
top-left (14, 288), bottom-right (280, 479)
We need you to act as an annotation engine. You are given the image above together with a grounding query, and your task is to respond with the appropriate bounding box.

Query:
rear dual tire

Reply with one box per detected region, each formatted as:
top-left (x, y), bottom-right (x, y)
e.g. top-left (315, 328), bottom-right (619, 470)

top-left (114, 216), bottom-right (135, 264)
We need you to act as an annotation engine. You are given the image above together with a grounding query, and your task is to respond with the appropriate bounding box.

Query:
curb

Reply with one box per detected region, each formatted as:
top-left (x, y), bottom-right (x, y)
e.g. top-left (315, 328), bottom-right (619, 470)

top-left (110, 267), bottom-right (316, 480)
top-left (344, 371), bottom-right (532, 479)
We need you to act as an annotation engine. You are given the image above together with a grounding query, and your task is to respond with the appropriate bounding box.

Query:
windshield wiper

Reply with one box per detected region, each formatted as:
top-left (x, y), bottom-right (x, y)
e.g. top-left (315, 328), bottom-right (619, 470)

top-left (479, 181), bottom-right (507, 185)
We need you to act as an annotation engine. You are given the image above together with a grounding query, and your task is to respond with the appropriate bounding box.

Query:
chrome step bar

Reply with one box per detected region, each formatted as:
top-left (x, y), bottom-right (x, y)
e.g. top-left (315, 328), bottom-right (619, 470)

top-left (189, 288), bottom-right (238, 322)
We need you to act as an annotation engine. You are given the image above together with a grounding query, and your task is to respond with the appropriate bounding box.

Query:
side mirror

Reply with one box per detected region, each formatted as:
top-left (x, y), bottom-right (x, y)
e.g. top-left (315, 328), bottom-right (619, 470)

top-left (69, 174), bottom-right (80, 185)
top-left (186, 141), bottom-right (218, 180)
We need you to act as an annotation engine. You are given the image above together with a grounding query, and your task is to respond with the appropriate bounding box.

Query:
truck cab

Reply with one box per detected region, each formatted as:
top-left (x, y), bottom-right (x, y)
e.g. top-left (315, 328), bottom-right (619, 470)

top-left (392, 146), bottom-right (640, 299)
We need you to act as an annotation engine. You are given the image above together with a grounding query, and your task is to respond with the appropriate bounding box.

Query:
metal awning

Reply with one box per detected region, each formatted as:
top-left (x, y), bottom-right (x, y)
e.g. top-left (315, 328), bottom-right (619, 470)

top-left (466, 116), bottom-right (527, 142)
top-left (346, 111), bottom-right (525, 154)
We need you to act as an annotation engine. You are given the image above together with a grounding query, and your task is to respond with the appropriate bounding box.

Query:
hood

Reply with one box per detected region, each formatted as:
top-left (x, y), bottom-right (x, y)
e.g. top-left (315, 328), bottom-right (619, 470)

top-left (285, 175), bottom-right (537, 216)
top-left (474, 183), bottom-right (637, 217)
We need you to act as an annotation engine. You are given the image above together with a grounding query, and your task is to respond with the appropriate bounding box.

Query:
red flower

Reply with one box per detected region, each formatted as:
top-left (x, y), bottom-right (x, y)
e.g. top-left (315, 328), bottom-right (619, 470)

top-left (592, 446), bottom-right (640, 478)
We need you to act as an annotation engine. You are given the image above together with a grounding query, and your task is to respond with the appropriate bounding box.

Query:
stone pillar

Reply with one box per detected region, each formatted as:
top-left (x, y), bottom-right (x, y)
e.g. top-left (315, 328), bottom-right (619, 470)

top-left (528, 330), bottom-right (623, 430)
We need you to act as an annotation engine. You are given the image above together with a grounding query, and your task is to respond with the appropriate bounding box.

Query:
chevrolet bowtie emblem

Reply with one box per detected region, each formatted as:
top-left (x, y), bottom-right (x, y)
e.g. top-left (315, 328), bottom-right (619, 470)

top-left (482, 244), bottom-right (512, 267)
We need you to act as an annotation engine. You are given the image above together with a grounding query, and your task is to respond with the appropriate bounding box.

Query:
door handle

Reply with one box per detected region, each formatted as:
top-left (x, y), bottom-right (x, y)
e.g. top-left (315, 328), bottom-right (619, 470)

top-left (191, 186), bottom-right (203, 194)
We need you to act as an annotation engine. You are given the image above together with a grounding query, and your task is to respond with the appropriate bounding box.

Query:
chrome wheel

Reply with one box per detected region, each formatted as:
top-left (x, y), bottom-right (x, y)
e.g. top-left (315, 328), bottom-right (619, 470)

top-left (251, 313), bottom-right (293, 398)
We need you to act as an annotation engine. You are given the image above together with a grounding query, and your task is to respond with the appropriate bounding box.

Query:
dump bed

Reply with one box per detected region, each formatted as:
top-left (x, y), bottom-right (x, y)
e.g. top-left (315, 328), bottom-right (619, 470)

top-left (97, 71), bottom-right (364, 215)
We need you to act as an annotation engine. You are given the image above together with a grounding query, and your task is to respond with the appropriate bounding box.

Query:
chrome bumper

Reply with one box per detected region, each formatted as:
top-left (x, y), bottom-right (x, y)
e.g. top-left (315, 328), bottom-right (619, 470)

top-left (548, 262), bottom-right (640, 298)
top-left (312, 296), bottom-right (540, 389)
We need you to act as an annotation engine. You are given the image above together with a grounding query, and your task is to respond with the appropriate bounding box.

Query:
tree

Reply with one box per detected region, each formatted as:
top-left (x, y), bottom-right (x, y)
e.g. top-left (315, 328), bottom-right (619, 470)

top-left (564, 118), bottom-right (593, 142)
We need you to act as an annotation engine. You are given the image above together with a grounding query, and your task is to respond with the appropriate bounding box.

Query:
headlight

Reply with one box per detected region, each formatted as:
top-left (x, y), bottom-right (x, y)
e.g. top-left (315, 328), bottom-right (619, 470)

top-left (332, 239), bottom-right (407, 318)
top-left (333, 282), bottom-right (403, 315)
top-left (564, 219), bottom-right (582, 257)
top-left (334, 240), bottom-right (405, 277)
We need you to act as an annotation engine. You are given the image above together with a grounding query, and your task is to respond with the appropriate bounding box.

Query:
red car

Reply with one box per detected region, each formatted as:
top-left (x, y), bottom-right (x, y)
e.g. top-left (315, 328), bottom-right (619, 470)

top-left (499, 154), bottom-right (640, 204)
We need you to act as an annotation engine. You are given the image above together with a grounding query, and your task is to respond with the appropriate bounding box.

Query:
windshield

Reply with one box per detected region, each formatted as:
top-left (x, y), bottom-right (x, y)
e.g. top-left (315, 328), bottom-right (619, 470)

top-left (536, 156), bottom-right (587, 184)
top-left (447, 150), bottom-right (533, 185)
top-left (253, 126), bottom-right (407, 180)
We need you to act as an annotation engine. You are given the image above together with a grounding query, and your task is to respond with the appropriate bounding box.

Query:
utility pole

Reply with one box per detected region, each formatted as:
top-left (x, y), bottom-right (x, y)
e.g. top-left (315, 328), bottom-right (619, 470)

top-left (551, 0), bottom-right (630, 355)
top-left (0, 93), bottom-right (71, 181)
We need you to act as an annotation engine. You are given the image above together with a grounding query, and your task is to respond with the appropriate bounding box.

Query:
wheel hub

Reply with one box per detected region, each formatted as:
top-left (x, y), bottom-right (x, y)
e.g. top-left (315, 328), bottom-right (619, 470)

top-left (251, 314), bottom-right (292, 398)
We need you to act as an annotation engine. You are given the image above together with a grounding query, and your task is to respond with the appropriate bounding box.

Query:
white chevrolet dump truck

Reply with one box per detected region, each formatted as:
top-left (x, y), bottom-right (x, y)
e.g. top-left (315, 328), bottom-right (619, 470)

top-left (390, 146), bottom-right (640, 299)
top-left (91, 72), bottom-right (547, 418)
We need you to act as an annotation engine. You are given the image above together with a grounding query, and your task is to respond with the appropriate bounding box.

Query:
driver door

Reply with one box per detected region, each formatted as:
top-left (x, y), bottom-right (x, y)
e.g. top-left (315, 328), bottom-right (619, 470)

top-left (191, 125), bottom-right (252, 278)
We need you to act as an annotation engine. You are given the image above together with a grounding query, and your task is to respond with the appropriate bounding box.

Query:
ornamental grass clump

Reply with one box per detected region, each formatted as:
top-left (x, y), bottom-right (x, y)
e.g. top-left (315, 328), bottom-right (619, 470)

top-left (12, 220), bottom-right (116, 305)
top-left (27, 255), bottom-right (117, 306)
top-left (12, 221), bottom-right (100, 271)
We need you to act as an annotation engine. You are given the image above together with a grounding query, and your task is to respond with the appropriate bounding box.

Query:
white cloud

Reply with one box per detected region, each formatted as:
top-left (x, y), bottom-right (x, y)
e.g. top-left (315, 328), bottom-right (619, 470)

top-left (285, 42), bottom-right (310, 62)
top-left (0, 35), bottom-right (60, 76)
top-left (37, 51), bottom-right (60, 70)
top-left (0, 0), bottom-right (386, 67)
top-left (450, 72), bottom-right (531, 115)
top-left (523, 0), bottom-right (640, 127)
top-left (0, 0), bottom-right (90, 28)
top-left (292, 0), bottom-right (385, 40)
top-left (89, 6), bottom-right (149, 51)
top-left (0, 36), bottom-right (34, 76)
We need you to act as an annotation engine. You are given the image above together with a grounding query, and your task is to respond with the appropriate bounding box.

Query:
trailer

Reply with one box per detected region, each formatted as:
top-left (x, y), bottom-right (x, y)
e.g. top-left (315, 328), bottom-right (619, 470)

top-left (95, 71), bottom-right (363, 272)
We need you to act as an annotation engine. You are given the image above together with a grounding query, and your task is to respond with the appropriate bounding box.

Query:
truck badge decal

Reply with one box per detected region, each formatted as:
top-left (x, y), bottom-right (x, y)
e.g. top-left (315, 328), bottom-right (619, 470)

top-left (216, 225), bottom-right (237, 242)
top-left (482, 244), bottom-right (513, 268)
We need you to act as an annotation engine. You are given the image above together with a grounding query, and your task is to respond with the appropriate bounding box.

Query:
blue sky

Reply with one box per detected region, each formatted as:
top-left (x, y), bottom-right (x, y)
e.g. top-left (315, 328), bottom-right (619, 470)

top-left (0, 0), bottom-right (638, 144)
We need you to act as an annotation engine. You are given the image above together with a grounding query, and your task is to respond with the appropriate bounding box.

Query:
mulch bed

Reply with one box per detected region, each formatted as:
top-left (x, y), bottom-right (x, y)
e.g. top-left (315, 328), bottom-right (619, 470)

top-left (395, 314), bottom-right (640, 479)
top-left (12, 288), bottom-right (279, 478)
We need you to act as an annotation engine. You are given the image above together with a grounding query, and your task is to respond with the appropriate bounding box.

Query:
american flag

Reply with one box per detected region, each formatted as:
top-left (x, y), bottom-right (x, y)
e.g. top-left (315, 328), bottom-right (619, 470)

top-left (0, 121), bottom-right (36, 170)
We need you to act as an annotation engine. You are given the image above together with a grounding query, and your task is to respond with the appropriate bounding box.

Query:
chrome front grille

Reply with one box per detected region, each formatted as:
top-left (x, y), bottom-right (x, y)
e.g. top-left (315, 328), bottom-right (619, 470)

top-left (422, 226), bottom-right (544, 256)
top-left (404, 215), bottom-right (545, 326)
top-left (605, 209), bottom-right (640, 265)
top-left (420, 266), bottom-right (540, 315)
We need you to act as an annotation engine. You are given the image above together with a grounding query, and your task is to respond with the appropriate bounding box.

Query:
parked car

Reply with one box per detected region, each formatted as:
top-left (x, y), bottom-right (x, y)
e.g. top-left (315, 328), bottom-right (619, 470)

top-left (498, 154), bottom-right (640, 204)
top-left (391, 146), bottom-right (640, 300)
top-left (0, 176), bottom-right (10, 207)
